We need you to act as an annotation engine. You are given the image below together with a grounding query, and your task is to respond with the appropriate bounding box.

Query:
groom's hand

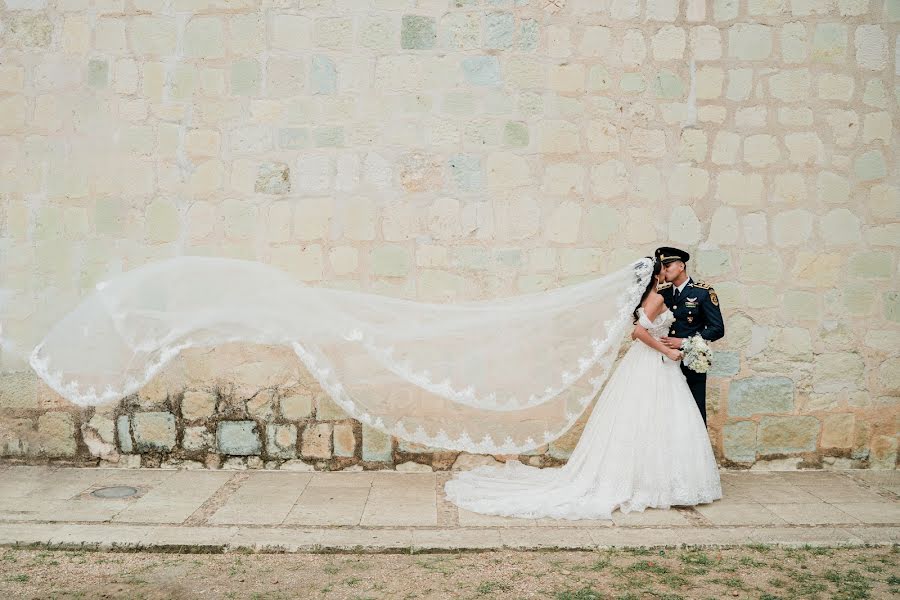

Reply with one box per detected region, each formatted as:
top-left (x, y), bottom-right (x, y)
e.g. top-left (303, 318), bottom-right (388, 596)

top-left (661, 336), bottom-right (683, 349)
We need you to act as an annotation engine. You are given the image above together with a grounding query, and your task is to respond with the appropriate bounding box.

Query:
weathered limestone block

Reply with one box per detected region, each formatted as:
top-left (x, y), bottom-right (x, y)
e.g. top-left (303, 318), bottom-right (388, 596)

top-left (217, 421), bottom-right (261, 456)
top-left (812, 353), bottom-right (865, 393)
top-left (266, 423), bottom-right (298, 459)
top-left (116, 416), bottom-right (133, 453)
top-left (728, 23), bottom-right (772, 60)
top-left (0, 371), bottom-right (38, 409)
top-left (301, 422), bottom-right (332, 459)
top-left (181, 391), bottom-right (216, 421)
top-left (362, 424), bottom-right (392, 462)
top-left (82, 414), bottom-right (117, 460)
top-left (255, 162), bottom-right (291, 194)
top-left (757, 416), bottom-right (820, 455)
top-left (37, 412), bottom-right (77, 457)
top-left (280, 393), bottom-right (313, 420)
top-left (875, 357), bottom-right (900, 394)
top-left (728, 377), bottom-right (794, 416)
top-left (710, 351), bottom-right (740, 377)
top-left (870, 435), bottom-right (898, 469)
top-left (132, 412), bottom-right (176, 452)
top-left (247, 390), bottom-right (276, 420)
top-left (821, 414), bottom-right (856, 449)
top-left (183, 426), bottom-right (212, 452)
top-left (333, 422), bottom-right (356, 457)
top-left (723, 420), bottom-right (757, 462)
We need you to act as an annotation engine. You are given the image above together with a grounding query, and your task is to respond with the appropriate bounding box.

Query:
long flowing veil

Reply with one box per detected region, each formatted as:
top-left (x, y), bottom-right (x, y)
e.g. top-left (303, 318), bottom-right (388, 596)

top-left (26, 255), bottom-right (653, 454)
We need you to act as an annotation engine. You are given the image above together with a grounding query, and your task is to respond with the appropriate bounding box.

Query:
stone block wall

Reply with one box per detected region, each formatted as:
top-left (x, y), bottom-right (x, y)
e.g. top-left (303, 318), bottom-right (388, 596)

top-left (0, 0), bottom-right (897, 470)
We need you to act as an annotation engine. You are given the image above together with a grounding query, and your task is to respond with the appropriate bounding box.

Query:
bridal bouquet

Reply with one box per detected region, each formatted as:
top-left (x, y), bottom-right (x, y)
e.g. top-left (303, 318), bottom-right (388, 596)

top-left (681, 335), bottom-right (712, 373)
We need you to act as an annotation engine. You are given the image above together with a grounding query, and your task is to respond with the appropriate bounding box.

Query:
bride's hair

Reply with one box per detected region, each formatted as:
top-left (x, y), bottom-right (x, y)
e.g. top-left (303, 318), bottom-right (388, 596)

top-left (633, 257), bottom-right (662, 323)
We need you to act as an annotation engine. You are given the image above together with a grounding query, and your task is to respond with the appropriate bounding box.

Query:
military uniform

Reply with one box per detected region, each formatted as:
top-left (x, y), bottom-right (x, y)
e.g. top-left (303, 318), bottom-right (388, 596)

top-left (656, 248), bottom-right (725, 424)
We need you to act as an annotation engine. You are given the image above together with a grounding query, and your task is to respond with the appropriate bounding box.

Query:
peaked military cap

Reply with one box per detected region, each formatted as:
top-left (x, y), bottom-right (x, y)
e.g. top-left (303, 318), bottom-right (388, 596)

top-left (655, 246), bottom-right (690, 264)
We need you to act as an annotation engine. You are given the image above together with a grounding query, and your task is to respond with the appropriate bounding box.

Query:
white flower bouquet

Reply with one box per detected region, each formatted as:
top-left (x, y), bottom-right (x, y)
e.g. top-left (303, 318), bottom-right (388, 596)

top-left (681, 334), bottom-right (712, 373)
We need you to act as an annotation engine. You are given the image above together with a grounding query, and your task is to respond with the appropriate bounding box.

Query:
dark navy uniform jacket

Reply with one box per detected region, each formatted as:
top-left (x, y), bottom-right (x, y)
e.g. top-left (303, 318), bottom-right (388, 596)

top-left (660, 278), bottom-right (725, 343)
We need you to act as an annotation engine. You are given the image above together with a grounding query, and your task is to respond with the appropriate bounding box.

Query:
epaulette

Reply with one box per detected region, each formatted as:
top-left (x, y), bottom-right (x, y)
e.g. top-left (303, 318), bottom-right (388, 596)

top-left (691, 281), bottom-right (712, 290)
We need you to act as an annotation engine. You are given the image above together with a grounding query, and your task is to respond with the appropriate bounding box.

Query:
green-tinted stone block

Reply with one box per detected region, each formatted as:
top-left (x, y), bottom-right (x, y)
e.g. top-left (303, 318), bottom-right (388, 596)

top-left (849, 251), bottom-right (892, 279)
top-left (231, 59), bottom-right (260, 96)
top-left (95, 198), bottom-right (126, 236)
top-left (728, 376), bottom-right (794, 416)
top-left (518, 19), bottom-right (539, 51)
top-left (401, 15), bottom-right (436, 50)
top-left (588, 65), bottom-right (612, 91)
top-left (889, 0), bottom-right (900, 21)
top-left (811, 23), bottom-right (847, 63)
top-left (854, 150), bottom-right (886, 182)
top-left (503, 121), bottom-right (529, 147)
top-left (87, 59), bottom-right (109, 88)
top-left (217, 421), bottom-right (261, 455)
top-left (372, 245), bottom-right (411, 277)
top-left (311, 55), bottom-right (336, 95)
top-left (485, 12), bottom-right (514, 49)
top-left (715, 0), bottom-right (739, 21)
top-left (654, 70), bottom-right (685, 99)
top-left (696, 249), bottom-right (732, 278)
top-left (620, 72), bottom-right (646, 93)
top-left (884, 292), bottom-right (900, 323)
top-left (723, 420), bottom-right (756, 462)
top-left (313, 125), bottom-right (344, 147)
top-left (863, 79), bottom-right (888, 108)
top-left (710, 351), bottom-right (740, 377)
top-left (462, 56), bottom-right (501, 86)
top-left (448, 153), bottom-right (483, 191)
top-left (362, 424), bottom-right (392, 462)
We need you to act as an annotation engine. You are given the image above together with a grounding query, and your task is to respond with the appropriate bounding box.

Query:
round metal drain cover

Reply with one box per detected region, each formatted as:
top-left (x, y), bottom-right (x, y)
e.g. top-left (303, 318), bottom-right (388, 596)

top-left (91, 486), bottom-right (138, 499)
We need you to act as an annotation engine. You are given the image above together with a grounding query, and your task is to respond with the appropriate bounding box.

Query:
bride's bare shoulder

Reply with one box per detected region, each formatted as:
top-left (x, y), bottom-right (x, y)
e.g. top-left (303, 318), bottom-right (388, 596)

top-left (641, 293), bottom-right (666, 321)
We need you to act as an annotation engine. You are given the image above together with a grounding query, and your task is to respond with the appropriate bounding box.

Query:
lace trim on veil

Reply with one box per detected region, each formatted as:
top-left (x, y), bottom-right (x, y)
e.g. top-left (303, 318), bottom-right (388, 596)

top-left (29, 258), bottom-right (653, 454)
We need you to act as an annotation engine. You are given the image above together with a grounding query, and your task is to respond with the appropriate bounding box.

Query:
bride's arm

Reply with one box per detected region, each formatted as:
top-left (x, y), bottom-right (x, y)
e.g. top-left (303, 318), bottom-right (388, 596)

top-left (632, 295), bottom-right (681, 359)
top-left (633, 325), bottom-right (681, 360)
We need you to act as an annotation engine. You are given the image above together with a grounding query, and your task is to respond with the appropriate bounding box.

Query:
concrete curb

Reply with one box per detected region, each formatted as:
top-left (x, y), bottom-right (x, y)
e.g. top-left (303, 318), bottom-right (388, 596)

top-left (0, 523), bottom-right (896, 554)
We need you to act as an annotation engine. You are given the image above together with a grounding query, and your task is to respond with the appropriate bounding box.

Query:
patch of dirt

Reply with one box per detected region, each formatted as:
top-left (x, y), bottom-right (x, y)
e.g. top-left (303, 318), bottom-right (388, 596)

top-left (0, 545), bottom-right (897, 599)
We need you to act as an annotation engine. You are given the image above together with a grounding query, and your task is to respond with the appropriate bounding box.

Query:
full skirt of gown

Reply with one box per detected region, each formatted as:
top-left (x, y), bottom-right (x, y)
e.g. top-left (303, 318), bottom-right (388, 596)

top-left (443, 311), bottom-right (722, 520)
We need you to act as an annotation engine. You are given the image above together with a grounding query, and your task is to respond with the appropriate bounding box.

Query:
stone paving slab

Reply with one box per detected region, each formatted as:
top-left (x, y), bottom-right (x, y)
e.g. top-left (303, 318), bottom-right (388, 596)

top-left (0, 466), bottom-right (897, 552)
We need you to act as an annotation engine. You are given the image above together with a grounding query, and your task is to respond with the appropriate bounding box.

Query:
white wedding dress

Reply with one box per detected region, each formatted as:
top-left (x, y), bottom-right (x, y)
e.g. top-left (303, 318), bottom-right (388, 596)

top-left (444, 307), bottom-right (722, 520)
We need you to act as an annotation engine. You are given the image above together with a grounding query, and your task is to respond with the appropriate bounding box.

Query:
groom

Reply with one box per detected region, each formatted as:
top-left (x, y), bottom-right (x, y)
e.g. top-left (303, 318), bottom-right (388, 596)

top-left (655, 247), bottom-right (724, 424)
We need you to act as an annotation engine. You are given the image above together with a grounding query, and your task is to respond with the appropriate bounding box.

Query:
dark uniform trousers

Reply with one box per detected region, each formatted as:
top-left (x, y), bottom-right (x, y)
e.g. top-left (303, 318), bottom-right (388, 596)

top-left (681, 365), bottom-right (708, 424)
top-left (661, 278), bottom-right (725, 425)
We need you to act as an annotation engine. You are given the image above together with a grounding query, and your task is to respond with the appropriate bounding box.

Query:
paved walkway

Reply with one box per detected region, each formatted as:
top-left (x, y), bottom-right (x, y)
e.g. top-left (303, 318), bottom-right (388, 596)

top-left (0, 465), bottom-right (897, 552)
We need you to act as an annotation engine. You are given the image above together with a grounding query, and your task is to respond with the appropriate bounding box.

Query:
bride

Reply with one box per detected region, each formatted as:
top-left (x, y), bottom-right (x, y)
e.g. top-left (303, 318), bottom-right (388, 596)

top-left (444, 258), bottom-right (722, 520)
